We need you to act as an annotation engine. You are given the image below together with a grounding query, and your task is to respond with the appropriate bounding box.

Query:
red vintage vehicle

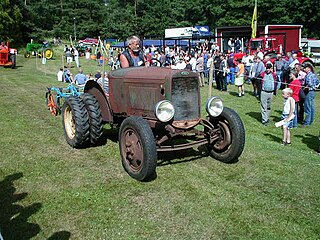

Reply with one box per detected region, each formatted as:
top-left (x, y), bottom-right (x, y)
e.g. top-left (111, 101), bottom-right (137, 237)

top-left (0, 42), bottom-right (17, 68)
top-left (78, 38), bottom-right (98, 47)
top-left (234, 36), bottom-right (314, 66)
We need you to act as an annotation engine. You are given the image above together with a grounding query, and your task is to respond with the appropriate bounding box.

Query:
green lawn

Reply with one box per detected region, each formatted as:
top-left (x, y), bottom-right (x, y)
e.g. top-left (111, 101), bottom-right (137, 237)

top-left (0, 50), bottom-right (319, 240)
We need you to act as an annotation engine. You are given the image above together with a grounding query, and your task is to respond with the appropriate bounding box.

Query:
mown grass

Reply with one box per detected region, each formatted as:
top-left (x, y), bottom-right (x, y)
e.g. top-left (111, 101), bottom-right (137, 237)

top-left (0, 49), bottom-right (319, 239)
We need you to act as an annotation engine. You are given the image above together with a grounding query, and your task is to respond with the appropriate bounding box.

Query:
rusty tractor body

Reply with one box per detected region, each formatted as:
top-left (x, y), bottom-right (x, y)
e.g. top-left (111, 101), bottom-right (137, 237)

top-left (61, 67), bottom-right (245, 181)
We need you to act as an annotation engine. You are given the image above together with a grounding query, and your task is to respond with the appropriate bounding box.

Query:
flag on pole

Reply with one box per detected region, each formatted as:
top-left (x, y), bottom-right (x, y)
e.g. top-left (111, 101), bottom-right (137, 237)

top-left (251, 1), bottom-right (257, 38)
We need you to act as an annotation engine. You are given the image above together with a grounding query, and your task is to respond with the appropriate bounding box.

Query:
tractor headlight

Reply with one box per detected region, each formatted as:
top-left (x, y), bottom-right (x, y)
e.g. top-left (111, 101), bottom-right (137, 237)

top-left (206, 97), bottom-right (223, 117)
top-left (155, 100), bottom-right (175, 122)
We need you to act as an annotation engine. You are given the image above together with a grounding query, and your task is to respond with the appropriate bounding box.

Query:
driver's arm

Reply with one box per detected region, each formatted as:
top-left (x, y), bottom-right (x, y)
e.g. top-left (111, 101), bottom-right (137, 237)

top-left (120, 54), bottom-right (129, 68)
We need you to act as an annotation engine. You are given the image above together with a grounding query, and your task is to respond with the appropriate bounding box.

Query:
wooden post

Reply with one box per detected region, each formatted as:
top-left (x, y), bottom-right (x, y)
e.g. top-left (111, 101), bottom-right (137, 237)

top-left (208, 60), bottom-right (214, 99)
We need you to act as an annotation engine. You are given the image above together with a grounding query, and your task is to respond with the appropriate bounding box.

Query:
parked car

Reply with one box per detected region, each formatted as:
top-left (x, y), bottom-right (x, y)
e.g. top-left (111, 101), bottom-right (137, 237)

top-left (78, 38), bottom-right (98, 46)
top-left (61, 67), bottom-right (246, 181)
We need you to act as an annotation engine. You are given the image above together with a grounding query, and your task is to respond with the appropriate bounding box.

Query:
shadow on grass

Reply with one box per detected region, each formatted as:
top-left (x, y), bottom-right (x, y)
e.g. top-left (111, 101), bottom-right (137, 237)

top-left (0, 173), bottom-right (72, 240)
top-left (47, 230), bottom-right (71, 240)
top-left (295, 133), bottom-right (320, 152)
top-left (157, 147), bottom-right (207, 167)
top-left (0, 172), bottom-right (41, 240)
top-left (264, 133), bottom-right (282, 143)
top-left (246, 111), bottom-right (261, 123)
top-left (89, 128), bottom-right (118, 148)
top-left (157, 145), bottom-right (240, 166)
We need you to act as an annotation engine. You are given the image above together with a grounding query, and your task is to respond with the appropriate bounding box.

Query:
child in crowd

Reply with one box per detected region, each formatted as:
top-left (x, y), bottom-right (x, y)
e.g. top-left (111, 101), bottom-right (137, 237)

top-left (280, 88), bottom-right (295, 146)
top-left (234, 58), bottom-right (245, 97)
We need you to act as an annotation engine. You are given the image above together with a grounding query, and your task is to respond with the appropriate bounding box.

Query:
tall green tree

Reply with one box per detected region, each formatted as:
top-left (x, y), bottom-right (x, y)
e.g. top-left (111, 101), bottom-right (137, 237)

top-left (1, 0), bottom-right (320, 45)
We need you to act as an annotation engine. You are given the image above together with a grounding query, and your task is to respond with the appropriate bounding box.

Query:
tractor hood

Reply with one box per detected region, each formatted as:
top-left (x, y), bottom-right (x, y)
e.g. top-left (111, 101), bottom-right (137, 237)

top-left (108, 66), bottom-right (195, 81)
top-left (107, 67), bottom-right (199, 119)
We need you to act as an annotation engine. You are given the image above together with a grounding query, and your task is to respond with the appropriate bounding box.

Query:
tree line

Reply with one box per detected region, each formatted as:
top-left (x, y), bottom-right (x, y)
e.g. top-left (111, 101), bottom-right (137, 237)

top-left (1, 0), bottom-right (319, 46)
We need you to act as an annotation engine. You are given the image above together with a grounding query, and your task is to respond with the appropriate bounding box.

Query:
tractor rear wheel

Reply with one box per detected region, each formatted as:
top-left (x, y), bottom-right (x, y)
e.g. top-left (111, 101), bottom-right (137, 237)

top-left (82, 93), bottom-right (104, 145)
top-left (62, 96), bottom-right (90, 148)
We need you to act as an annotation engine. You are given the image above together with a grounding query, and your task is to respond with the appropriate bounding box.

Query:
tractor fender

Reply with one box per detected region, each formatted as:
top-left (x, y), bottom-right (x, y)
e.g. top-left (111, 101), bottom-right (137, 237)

top-left (84, 80), bottom-right (113, 123)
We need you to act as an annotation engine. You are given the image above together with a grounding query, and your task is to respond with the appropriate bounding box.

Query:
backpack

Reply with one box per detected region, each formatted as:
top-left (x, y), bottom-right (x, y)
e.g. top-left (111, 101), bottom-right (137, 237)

top-left (263, 73), bottom-right (275, 92)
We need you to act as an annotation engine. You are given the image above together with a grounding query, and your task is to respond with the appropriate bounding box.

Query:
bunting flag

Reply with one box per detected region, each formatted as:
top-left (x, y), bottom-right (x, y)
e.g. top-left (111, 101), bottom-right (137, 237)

top-left (251, 2), bottom-right (257, 38)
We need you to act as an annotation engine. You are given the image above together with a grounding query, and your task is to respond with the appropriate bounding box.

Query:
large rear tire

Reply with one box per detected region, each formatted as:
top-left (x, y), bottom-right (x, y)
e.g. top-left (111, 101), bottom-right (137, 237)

top-left (82, 93), bottom-right (104, 145)
top-left (207, 107), bottom-right (245, 163)
top-left (62, 97), bottom-right (90, 148)
top-left (119, 116), bottom-right (157, 181)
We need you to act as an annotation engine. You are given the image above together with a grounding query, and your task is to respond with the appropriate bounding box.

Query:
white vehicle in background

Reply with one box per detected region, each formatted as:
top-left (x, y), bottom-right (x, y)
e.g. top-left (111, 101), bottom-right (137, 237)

top-left (301, 38), bottom-right (320, 65)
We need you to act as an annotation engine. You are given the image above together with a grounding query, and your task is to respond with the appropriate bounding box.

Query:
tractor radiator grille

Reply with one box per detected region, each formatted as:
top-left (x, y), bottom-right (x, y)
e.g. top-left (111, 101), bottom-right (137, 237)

top-left (171, 77), bottom-right (199, 121)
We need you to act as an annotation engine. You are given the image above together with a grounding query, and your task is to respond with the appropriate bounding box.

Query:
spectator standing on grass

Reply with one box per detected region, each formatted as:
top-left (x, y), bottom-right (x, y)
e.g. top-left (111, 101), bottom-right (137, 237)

top-left (96, 50), bottom-right (102, 66)
top-left (241, 51), bottom-right (253, 84)
top-left (260, 63), bottom-right (277, 125)
top-left (280, 88), bottom-right (295, 145)
top-left (274, 54), bottom-right (286, 89)
top-left (74, 48), bottom-right (80, 68)
top-left (288, 70), bottom-right (301, 128)
top-left (206, 54), bottom-right (213, 84)
top-left (234, 58), bottom-right (245, 97)
top-left (302, 63), bottom-right (319, 126)
top-left (256, 47), bottom-right (264, 60)
top-left (219, 54), bottom-right (228, 92)
top-left (227, 52), bottom-right (235, 85)
top-left (196, 53), bottom-right (205, 87)
top-left (289, 53), bottom-right (299, 70)
top-left (203, 50), bottom-right (209, 78)
top-left (214, 51), bottom-right (222, 89)
top-left (65, 47), bottom-right (73, 68)
top-left (252, 56), bottom-right (265, 97)
top-left (295, 63), bottom-right (307, 122)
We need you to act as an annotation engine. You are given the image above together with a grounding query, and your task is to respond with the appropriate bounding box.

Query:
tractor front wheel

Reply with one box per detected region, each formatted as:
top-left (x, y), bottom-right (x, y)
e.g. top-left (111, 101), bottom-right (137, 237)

top-left (207, 107), bottom-right (245, 163)
top-left (119, 116), bottom-right (157, 181)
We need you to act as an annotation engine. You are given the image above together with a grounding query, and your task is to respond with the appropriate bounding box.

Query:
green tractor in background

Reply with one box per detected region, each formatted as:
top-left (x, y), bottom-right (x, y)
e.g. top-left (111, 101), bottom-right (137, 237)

top-left (24, 41), bottom-right (54, 59)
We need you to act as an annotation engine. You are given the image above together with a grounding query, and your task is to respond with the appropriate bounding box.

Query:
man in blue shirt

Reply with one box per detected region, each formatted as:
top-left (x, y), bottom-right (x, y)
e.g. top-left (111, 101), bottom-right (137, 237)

top-left (74, 68), bottom-right (88, 85)
top-left (302, 63), bottom-right (319, 126)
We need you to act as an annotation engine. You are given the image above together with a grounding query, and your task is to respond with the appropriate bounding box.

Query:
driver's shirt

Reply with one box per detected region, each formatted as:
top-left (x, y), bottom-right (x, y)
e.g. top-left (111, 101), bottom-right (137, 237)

top-left (132, 55), bottom-right (144, 66)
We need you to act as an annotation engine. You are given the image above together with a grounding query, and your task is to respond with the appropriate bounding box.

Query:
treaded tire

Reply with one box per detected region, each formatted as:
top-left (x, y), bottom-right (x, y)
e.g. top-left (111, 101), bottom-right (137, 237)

top-left (119, 116), bottom-right (157, 181)
top-left (81, 93), bottom-right (104, 145)
top-left (207, 107), bottom-right (245, 163)
top-left (62, 96), bottom-right (90, 148)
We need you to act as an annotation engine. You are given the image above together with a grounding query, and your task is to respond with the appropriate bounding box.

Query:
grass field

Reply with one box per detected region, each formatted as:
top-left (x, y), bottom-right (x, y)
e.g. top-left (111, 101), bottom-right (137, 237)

top-left (0, 49), bottom-right (320, 240)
